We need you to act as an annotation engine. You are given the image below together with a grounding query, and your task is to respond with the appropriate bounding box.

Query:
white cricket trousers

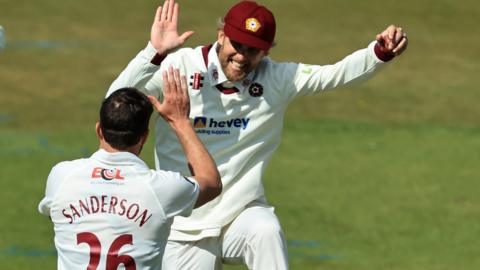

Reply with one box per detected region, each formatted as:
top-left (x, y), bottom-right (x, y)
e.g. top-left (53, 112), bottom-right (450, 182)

top-left (161, 205), bottom-right (289, 269)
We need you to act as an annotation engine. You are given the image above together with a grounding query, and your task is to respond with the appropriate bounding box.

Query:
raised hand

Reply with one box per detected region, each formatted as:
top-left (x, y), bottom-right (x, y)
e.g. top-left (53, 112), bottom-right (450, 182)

top-left (151, 0), bottom-right (194, 55)
top-left (148, 67), bottom-right (190, 125)
top-left (376, 25), bottom-right (408, 56)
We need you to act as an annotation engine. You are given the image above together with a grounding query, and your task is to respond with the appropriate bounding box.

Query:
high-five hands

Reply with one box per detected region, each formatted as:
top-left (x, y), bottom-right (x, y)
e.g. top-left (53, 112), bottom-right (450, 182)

top-left (151, 0), bottom-right (194, 55)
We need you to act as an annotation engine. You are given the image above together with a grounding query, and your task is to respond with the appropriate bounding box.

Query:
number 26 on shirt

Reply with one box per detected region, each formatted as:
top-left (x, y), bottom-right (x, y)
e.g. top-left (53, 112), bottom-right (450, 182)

top-left (77, 232), bottom-right (136, 270)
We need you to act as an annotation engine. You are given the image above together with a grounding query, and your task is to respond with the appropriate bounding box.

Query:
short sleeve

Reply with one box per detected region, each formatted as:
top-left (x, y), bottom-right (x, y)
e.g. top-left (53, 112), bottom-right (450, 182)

top-left (151, 171), bottom-right (199, 219)
top-left (38, 162), bottom-right (72, 216)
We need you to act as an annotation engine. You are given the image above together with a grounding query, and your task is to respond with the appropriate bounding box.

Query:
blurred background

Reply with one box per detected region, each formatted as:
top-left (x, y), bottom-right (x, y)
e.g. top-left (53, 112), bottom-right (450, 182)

top-left (0, 0), bottom-right (479, 269)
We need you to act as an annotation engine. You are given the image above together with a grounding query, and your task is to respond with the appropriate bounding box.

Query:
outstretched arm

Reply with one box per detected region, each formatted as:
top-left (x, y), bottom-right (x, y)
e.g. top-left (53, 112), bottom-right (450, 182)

top-left (281, 25), bottom-right (409, 100)
top-left (148, 67), bottom-right (222, 208)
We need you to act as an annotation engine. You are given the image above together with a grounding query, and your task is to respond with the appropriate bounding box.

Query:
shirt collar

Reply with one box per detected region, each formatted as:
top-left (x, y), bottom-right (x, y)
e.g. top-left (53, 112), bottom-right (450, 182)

top-left (207, 42), bottom-right (256, 92)
top-left (91, 149), bottom-right (149, 169)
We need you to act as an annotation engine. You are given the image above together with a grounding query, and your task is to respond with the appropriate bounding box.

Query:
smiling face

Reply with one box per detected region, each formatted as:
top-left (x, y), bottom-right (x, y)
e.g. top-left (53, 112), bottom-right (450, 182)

top-left (217, 30), bottom-right (267, 82)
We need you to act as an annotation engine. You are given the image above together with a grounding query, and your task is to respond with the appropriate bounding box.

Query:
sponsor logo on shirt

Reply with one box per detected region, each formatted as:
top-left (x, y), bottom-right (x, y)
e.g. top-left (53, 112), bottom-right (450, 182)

top-left (189, 72), bottom-right (204, 90)
top-left (193, 116), bottom-right (250, 135)
top-left (193, 117), bottom-right (207, 128)
top-left (91, 167), bottom-right (124, 181)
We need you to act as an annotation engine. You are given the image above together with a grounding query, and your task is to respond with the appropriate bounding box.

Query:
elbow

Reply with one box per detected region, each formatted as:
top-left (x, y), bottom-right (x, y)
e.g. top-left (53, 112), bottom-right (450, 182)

top-left (211, 174), bottom-right (222, 198)
top-left (205, 172), bottom-right (222, 199)
top-left (194, 175), bottom-right (222, 209)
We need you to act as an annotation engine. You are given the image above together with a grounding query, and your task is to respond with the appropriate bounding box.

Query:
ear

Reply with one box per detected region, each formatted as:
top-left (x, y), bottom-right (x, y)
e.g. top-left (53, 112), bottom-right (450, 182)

top-left (95, 122), bottom-right (103, 140)
top-left (217, 30), bottom-right (226, 46)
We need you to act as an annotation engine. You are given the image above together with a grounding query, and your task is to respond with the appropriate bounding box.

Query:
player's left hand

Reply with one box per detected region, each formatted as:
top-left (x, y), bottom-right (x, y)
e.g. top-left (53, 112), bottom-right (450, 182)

top-left (376, 25), bottom-right (408, 56)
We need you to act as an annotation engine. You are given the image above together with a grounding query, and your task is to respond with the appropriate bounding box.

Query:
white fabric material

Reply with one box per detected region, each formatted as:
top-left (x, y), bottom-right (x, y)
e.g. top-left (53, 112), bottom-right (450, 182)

top-left (161, 203), bottom-right (288, 270)
top-left (38, 149), bottom-right (199, 270)
top-left (107, 41), bottom-right (386, 242)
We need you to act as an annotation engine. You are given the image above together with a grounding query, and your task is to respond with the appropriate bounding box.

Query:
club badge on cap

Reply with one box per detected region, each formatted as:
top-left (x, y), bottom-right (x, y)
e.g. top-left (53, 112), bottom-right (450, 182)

top-left (245, 18), bottom-right (261, 32)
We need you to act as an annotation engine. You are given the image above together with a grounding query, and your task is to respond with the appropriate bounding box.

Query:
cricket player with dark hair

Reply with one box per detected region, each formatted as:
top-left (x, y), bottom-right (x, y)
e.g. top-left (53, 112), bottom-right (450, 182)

top-left (39, 69), bottom-right (221, 269)
top-left (108, 0), bottom-right (408, 269)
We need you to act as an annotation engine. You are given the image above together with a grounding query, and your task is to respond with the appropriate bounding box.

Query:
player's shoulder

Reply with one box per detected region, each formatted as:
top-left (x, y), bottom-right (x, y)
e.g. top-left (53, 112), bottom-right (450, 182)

top-left (254, 57), bottom-right (299, 95)
top-left (148, 169), bottom-right (197, 189)
top-left (168, 45), bottom-right (204, 59)
top-left (45, 158), bottom-right (92, 194)
top-left (164, 45), bottom-right (207, 70)
top-left (148, 169), bottom-right (181, 181)
top-left (256, 57), bottom-right (299, 77)
top-left (50, 158), bottom-right (90, 175)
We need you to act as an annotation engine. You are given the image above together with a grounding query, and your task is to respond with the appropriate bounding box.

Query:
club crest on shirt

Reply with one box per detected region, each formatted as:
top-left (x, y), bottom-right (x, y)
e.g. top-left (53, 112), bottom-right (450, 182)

top-left (248, 83), bottom-right (263, 97)
top-left (91, 167), bottom-right (124, 181)
top-left (189, 72), bottom-right (204, 90)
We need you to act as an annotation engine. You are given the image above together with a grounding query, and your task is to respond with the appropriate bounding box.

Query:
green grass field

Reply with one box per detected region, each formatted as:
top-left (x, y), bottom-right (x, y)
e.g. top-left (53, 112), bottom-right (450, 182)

top-left (1, 0), bottom-right (479, 269)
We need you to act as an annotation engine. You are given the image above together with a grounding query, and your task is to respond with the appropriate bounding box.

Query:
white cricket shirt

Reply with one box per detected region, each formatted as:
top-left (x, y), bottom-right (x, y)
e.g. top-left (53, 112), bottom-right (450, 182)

top-left (108, 40), bottom-right (387, 241)
top-left (38, 149), bottom-right (199, 269)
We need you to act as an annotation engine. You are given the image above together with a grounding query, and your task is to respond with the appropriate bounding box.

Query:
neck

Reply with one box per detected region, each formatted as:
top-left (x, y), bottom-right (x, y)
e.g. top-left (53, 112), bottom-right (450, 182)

top-left (99, 140), bottom-right (141, 156)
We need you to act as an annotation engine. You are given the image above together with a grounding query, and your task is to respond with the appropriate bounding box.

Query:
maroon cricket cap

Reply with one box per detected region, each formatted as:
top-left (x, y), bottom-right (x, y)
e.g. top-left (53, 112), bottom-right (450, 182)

top-left (223, 1), bottom-right (276, 51)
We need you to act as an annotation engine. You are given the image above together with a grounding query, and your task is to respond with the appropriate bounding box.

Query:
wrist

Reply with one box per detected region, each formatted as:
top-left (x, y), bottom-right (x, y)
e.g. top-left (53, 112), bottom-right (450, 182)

top-left (170, 118), bottom-right (193, 131)
top-left (150, 53), bottom-right (167, 65)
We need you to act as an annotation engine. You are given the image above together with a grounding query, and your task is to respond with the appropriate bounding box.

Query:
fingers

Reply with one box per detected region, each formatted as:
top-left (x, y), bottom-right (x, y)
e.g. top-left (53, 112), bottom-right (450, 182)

top-left (393, 35), bottom-right (408, 55)
top-left (384, 25), bottom-right (396, 50)
top-left (387, 25), bottom-right (396, 43)
top-left (157, 0), bottom-right (176, 22)
top-left (166, 0), bottom-right (175, 22)
top-left (390, 26), bottom-right (407, 55)
top-left (162, 70), bottom-right (171, 97)
top-left (147, 95), bottom-right (162, 111)
top-left (376, 25), bottom-right (408, 55)
top-left (169, 67), bottom-right (177, 95)
top-left (173, 68), bottom-right (182, 96)
top-left (393, 27), bottom-right (404, 45)
top-left (171, 70), bottom-right (189, 107)
top-left (180, 74), bottom-right (188, 99)
top-left (158, 66), bottom-right (190, 122)
top-left (172, 2), bottom-right (179, 24)
top-left (163, 66), bottom-right (186, 96)
top-left (160, 0), bottom-right (169, 21)
top-left (154, 6), bottom-right (162, 22)
top-left (179, 31), bottom-right (195, 43)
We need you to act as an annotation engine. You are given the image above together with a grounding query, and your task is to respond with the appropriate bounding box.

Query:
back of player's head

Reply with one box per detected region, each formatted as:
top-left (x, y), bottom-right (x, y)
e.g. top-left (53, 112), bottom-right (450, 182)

top-left (100, 88), bottom-right (153, 149)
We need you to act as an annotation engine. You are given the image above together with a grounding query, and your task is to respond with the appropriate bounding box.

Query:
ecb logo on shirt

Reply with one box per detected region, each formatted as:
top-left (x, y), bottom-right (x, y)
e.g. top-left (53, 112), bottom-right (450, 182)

top-left (91, 167), bottom-right (124, 181)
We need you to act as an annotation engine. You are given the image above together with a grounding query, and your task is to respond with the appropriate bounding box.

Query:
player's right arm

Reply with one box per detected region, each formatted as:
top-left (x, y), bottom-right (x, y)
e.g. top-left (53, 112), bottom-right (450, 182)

top-left (107, 0), bottom-right (193, 98)
top-left (149, 67), bottom-right (222, 208)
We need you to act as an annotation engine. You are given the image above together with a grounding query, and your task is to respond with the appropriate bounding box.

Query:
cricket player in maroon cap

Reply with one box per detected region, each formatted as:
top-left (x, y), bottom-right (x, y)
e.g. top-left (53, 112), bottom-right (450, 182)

top-left (108, 0), bottom-right (408, 268)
